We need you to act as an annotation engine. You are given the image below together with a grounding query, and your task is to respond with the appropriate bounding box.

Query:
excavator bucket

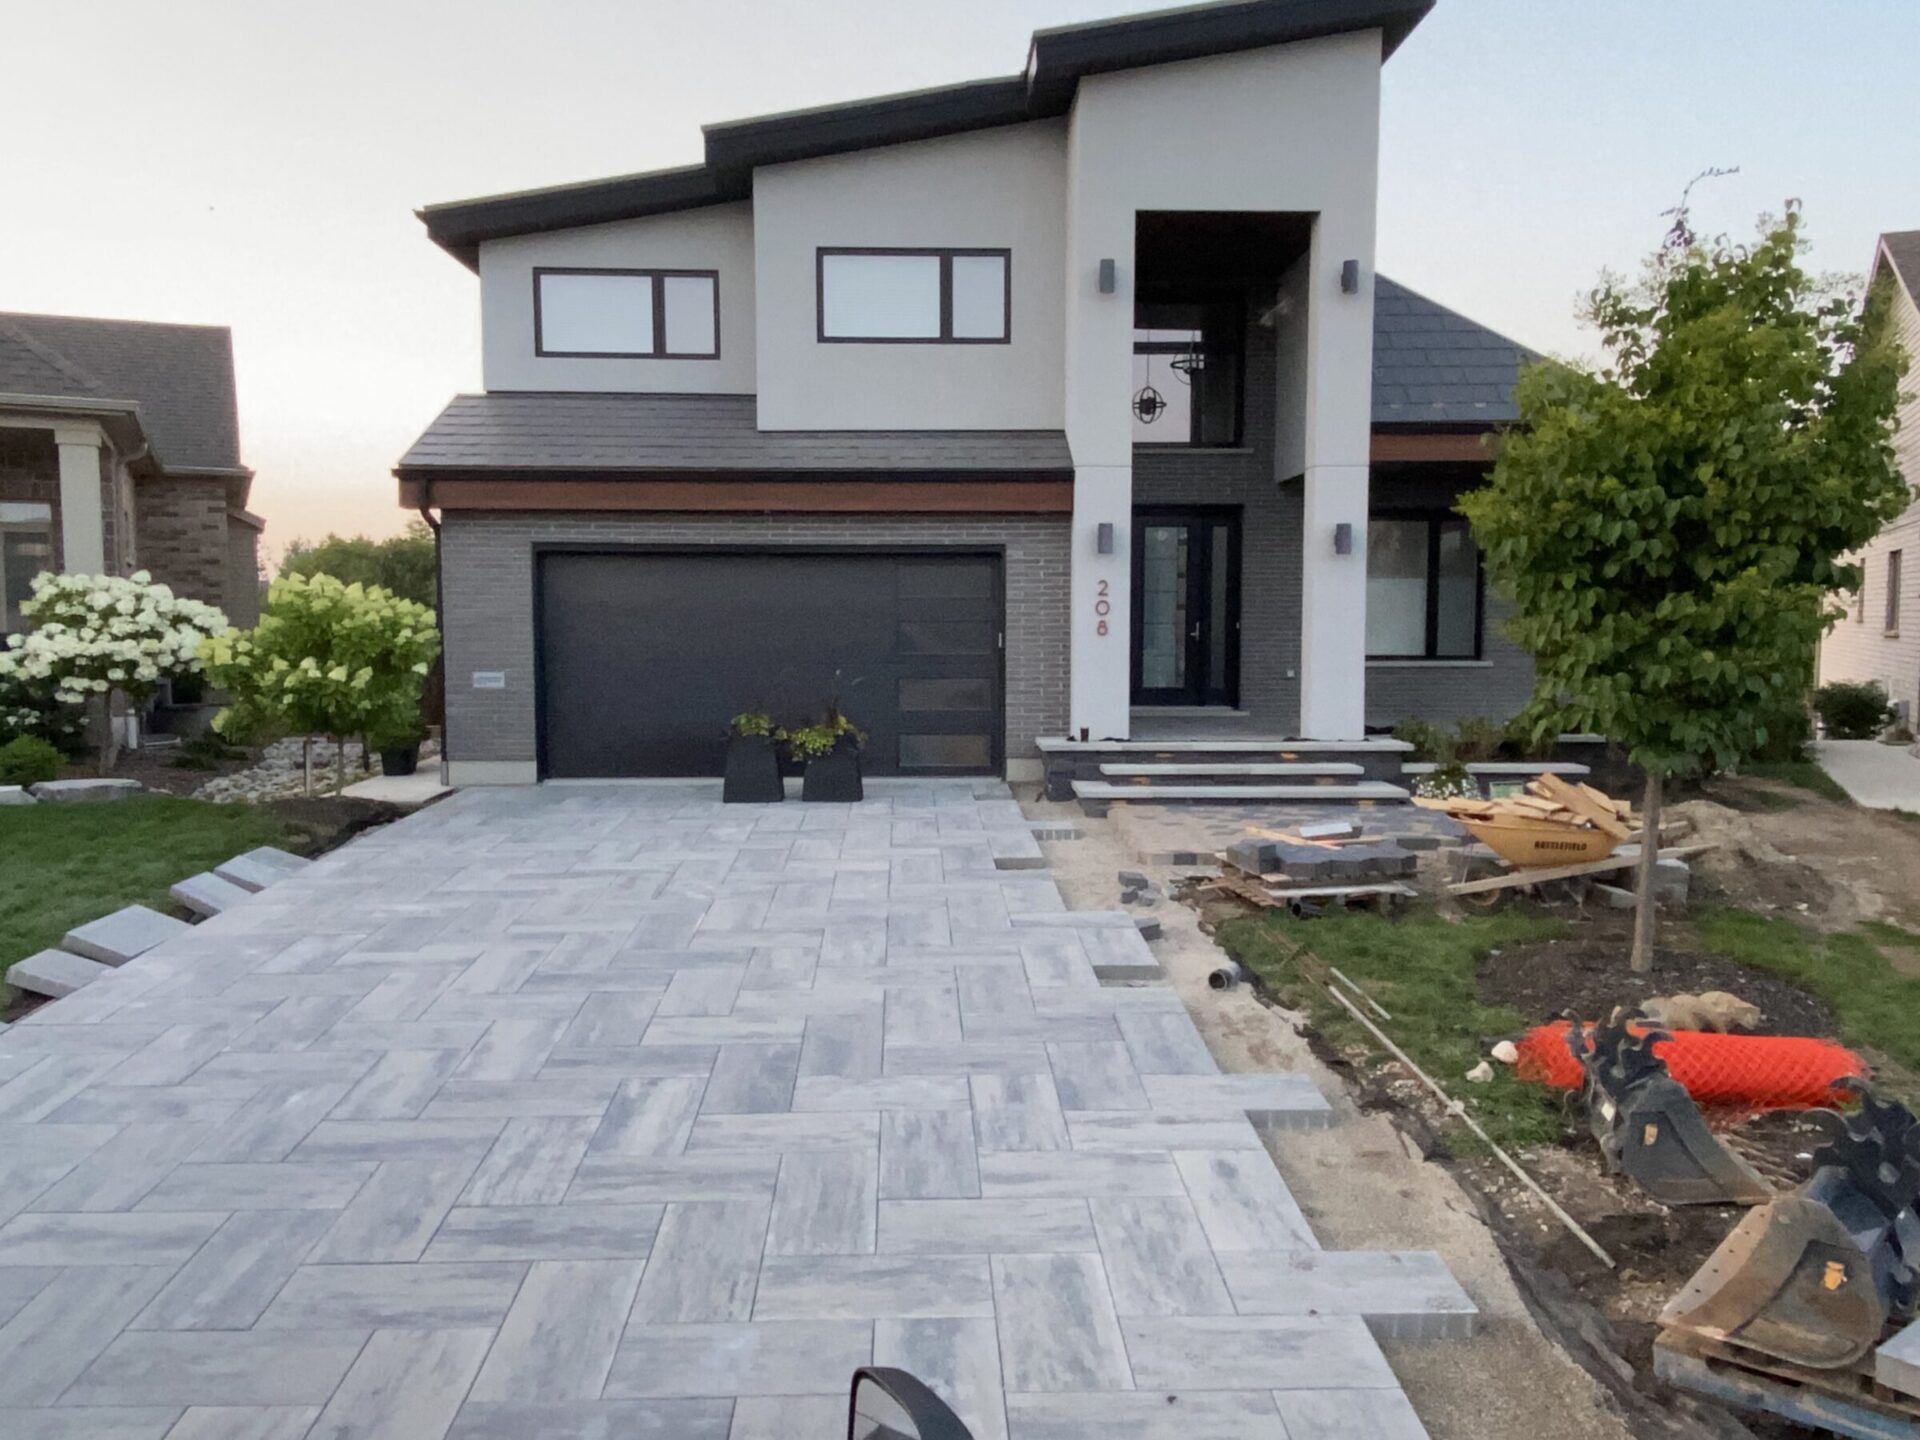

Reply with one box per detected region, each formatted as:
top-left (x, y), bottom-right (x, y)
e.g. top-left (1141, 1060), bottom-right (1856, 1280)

top-left (1660, 1193), bottom-right (1888, 1368)
top-left (1569, 1012), bottom-right (1772, 1206)
top-left (1660, 1083), bottom-right (1920, 1371)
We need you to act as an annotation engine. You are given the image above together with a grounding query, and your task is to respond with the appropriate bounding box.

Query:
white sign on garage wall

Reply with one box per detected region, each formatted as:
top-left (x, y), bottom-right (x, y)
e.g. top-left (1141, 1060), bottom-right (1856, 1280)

top-left (471, 672), bottom-right (507, 689)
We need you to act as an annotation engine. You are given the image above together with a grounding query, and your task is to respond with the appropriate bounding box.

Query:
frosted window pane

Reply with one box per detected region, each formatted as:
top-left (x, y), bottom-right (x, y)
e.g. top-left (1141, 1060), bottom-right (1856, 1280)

top-left (538, 273), bottom-right (652, 354)
top-left (1366, 519), bottom-right (1428, 656)
top-left (950, 254), bottom-right (1007, 339)
top-left (662, 275), bottom-right (717, 356)
top-left (822, 254), bottom-right (941, 339)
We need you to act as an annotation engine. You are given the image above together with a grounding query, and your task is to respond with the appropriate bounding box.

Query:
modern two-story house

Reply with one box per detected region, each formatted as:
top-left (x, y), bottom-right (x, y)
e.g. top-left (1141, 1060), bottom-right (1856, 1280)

top-left (1818, 229), bottom-right (1920, 725)
top-left (0, 312), bottom-right (262, 634)
top-left (403, 0), bottom-right (1536, 788)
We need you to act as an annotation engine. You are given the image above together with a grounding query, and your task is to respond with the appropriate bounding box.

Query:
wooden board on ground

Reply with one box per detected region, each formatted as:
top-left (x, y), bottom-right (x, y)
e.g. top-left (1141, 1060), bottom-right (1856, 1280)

top-left (1205, 874), bottom-right (1416, 914)
top-left (1446, 843), bottom-right (1714, 897)
top-left (1656, 1331), bottom-right (1920, 1440)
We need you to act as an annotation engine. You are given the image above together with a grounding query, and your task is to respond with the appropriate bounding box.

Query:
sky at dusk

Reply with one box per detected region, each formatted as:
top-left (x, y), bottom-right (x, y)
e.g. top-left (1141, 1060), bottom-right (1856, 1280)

top-left (5, 1), bottom-right (1917, 558)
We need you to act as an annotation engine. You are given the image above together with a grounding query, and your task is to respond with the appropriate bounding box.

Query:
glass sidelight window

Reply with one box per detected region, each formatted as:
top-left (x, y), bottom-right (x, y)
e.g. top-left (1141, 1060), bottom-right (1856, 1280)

top-left (1366, 514), bottom-right (1482, 659)
top-left (0, 503), bottom-right (54, 634)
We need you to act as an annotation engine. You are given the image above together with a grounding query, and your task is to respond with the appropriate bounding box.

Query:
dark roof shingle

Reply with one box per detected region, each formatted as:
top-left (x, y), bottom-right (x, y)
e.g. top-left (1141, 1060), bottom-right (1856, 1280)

top-left (1878, 231), bottom-right (1920, 299)
top-left (1371, 277), bottom-right (1538, 425)
top-left (0, 313), bottom-right (243, 472)
top-left (398, 393), bottom-right (1072, 476)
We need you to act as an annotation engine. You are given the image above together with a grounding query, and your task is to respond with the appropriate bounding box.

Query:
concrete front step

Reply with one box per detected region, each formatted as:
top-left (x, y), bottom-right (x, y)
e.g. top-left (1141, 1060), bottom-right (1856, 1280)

top-left (7, 948), bottom-right (114, 998)
top-left (1039, 738), bottom-right (1414, 755)
top-left (62, 905), bottom-right (192, 966)
top-left (170, 871), bottom-right (254, 919)
top-left (1073, 780), bottom-right (1410, 810)
top-left (1402, 760), bottom-right (1591, 777)
top-left (1100, 763), bottom-right (1364, 779)
top-left (214, 846), bottom-right (312, 893)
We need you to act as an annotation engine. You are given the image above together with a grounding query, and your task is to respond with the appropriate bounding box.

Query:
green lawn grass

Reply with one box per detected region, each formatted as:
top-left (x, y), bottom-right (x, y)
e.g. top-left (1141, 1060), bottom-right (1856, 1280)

top-left (1693, 909), bottom-right (1920, 1081)
top-left (1735, 759), bottom-right (1852, 804)
top-left (0, 796), bottom-right (306, 1001)
top-left (1217, 905), bottom-right (1570, 1151)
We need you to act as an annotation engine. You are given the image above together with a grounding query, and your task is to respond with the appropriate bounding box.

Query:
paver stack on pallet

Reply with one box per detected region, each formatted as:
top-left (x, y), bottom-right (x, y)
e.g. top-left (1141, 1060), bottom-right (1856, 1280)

top-left (0, 781), bottom-right (1478, 1437)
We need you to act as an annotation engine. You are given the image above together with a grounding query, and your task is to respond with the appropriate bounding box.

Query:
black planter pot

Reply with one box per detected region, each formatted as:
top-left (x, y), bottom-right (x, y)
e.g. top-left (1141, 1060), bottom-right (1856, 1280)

top-left (380, 745), bottom-right (420, 777)
top-left (801, 737), bottom-right (863, 802)
top-left (722, 733), bottom-right (785, 803)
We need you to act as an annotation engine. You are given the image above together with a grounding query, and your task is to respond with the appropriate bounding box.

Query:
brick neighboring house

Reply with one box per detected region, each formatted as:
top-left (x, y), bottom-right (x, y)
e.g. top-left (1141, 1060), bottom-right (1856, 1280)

top-left (0, 312), bottom-right (263, 637)
top-left (1818, 230), bottom-right (1920, 723)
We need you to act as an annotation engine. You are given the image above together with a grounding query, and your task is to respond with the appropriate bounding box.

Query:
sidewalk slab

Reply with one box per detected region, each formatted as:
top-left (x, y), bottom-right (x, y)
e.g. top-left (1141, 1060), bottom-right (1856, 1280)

top-left (214, 847), bottom-right (313, 893)
top-left (1815, 739), bottom-right (1920, 811)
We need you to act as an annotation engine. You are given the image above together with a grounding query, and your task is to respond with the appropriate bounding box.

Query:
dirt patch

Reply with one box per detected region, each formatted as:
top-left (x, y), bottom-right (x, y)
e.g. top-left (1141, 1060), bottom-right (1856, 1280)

top-left (1675, 783), bottom-right (1920, 933)
top-left (1477, 929), bottom-right (1837, 1040)
top-left (260, 795), bottom-right (407, 854)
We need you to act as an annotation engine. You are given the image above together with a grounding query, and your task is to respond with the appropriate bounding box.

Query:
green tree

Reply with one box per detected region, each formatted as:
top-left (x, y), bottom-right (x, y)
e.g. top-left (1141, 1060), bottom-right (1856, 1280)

top-left (279, 521), bottom-right (436, 608)
top-left (1461, 202), bottom-right (1907, 972)
top-left (200, 573), bottom-right (439, 794)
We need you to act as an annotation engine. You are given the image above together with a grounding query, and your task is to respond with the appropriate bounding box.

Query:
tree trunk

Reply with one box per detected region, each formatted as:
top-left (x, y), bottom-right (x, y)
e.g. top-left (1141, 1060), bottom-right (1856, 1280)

top-left (334, 736), bottom-right (346, 796)
top-left (1629, 770), bottom-right (1664, 974)
top-left (95, 695), bottom-right (120, 776)
top-left (303, 737), bottom-right (314, 797)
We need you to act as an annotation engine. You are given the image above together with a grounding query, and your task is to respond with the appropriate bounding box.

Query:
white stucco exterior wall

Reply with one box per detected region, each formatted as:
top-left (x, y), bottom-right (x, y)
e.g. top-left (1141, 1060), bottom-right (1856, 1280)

top-left (1061, 31), bottom-right (1384, 740)
top-left (752, 122), bottom-right (1068, 431)
top-left (478, 203), bottom-right (757, 394)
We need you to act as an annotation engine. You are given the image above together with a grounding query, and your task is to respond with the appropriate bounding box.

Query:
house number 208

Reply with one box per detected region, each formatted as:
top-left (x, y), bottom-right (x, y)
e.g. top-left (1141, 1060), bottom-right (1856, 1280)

top-left (1094, 579), bottom-right (1111, 636)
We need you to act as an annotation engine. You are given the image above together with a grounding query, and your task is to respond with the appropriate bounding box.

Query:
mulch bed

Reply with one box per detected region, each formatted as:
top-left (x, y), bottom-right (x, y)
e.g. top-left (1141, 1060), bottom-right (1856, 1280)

top-left (1476, 933), bottom-right (1837, 1039)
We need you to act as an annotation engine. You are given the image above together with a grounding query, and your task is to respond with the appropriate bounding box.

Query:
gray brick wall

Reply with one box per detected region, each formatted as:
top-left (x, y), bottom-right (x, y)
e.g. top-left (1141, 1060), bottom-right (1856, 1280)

top-left (136, 475), bottom-right (233, 611)
top-left (439, 511), bottom-right (1070, 771)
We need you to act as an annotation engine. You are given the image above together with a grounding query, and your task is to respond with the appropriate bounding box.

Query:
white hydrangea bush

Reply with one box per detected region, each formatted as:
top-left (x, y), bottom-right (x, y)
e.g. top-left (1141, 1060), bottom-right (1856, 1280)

top-left (0, 570), bottom-right (229, 708)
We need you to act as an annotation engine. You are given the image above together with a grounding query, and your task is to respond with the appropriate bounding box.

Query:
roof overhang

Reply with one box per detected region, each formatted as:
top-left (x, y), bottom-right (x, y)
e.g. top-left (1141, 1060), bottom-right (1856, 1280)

top-left (419, 0), bottom-right (1432, 269)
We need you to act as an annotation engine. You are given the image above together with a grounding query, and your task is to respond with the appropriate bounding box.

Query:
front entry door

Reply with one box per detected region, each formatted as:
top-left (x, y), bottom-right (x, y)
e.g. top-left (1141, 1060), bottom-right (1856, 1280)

top-left (1130, 508), bottom-right (1240, 707)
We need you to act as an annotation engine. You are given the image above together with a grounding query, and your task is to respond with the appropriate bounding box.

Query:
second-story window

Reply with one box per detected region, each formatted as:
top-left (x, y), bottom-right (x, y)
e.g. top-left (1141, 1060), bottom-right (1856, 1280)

top-left (817, 248), bottom-right (1010, 344)
top-left (533, 268), bottom-right (719, 358)
top-left (1132, 298), bottom-right (1244, 447)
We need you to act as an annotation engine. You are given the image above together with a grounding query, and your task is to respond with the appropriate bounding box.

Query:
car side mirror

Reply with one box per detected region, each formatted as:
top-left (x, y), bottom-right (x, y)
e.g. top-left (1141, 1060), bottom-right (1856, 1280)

top-left (847, 1366), bottom-right (975, 1440)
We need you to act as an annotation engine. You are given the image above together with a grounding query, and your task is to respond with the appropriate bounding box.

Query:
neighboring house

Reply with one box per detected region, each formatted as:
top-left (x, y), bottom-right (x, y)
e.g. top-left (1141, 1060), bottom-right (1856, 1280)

top-left (0, 312), bottom-right (262, 635)
top-left (402, 0), bottom-right (1537, 785)
top-left (1818, 230), bottom-right (1920, 723)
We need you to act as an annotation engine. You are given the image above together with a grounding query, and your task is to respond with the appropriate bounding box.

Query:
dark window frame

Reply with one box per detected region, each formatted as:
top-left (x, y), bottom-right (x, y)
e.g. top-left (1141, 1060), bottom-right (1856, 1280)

top-left (815, 247), bottom-right (1012, 345)
top-left (1365, 510), bottom-right (1486, 662)
top-left (532, 266), bottom-right (722, 360)
top-left (1888, 549), bottom-right (1904, 636)
top-left (1130, 294), bottom-right (1246, 449)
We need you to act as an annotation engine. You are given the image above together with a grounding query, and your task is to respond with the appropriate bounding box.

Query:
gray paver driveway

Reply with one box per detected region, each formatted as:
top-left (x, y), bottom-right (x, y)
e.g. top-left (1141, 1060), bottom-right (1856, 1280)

top-left (0, 780), bottom-right (1443, 1439)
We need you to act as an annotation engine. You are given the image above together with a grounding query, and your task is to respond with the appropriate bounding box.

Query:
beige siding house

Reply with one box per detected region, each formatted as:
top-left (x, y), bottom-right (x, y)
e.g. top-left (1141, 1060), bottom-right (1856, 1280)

top-left (1819, 231), bottom-right (1920, 722)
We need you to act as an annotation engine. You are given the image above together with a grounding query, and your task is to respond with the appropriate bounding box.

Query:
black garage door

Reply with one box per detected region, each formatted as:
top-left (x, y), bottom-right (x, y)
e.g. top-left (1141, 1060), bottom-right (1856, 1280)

top-left (537, 550), bottom-right (1003, 779)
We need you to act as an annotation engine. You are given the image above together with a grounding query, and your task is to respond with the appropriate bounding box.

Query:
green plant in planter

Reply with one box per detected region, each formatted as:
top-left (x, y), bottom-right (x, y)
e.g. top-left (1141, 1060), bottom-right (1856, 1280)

top-left (728, 711), bottom-right (782, 740)
top-left (786, 723), bottom-right (840, 761)
top-left (1412, 758), bottom-right (1475, 800)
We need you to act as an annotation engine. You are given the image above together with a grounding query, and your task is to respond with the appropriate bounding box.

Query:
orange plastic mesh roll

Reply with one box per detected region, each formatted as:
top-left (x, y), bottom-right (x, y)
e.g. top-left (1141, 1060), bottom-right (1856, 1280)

top-left (1514, 1021), bottom-right (1865, 1110)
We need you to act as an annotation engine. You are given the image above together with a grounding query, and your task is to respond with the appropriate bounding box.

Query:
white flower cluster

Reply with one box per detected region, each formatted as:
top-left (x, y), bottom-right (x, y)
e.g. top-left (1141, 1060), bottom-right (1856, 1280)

top-left (0, 570), bottom-right (229, 707)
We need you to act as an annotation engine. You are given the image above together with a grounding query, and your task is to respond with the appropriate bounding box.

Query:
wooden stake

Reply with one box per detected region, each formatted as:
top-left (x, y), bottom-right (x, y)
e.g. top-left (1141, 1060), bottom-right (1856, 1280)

top-left (1630, 771), bottom-right (1664, 974)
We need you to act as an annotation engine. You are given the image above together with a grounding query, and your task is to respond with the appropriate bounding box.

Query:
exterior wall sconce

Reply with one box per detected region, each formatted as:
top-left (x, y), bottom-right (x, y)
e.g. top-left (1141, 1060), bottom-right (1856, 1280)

top-left (1098, 258), bottom-right (1117, 294)
top-left (1340, 259), bottom-right (1360, 294)
top-left (1096, 522), bottom-right (1115, 554)
top-left (1333, 522), bottom-right (1353, 555)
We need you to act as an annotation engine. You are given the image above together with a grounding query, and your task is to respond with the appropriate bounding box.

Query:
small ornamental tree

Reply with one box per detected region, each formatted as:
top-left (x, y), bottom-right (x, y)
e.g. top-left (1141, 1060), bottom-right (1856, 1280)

top-left (1461, 202), bottom-right (1907, 972)
top-left (0, 570), bottom-right (228, 770)
top-left (199, 572), bottom-right (439, 794)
